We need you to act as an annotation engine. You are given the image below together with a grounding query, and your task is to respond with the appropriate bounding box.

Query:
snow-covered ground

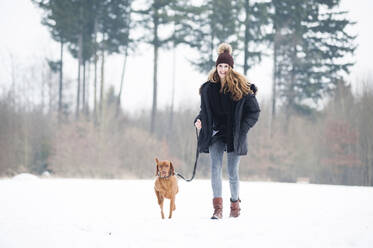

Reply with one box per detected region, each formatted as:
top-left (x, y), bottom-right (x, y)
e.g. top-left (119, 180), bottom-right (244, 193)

top-left (1, 175), bottom-right (372, 248)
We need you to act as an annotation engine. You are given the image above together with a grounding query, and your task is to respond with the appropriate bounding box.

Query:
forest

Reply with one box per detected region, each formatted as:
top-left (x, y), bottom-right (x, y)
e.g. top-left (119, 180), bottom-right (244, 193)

top-left (1, 0), bottom-right (372, 186)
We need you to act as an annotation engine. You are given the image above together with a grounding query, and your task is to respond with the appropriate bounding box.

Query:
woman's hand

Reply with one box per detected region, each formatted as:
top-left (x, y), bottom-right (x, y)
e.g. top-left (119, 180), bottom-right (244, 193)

top-left (194, 119), bottom-right (202, 130)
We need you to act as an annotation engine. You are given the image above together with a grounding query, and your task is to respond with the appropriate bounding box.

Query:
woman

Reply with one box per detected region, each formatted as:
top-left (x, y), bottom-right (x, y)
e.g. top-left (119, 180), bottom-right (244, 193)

top-left (194, 43), bottom-right (260, 219)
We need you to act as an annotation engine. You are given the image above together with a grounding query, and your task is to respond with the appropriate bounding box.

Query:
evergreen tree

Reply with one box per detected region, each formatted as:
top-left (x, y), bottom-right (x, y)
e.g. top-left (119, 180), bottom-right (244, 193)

top-left (33, 0), bottom-right (95, 118)
top-left (134, 0), bottom-right (185, 133)
top-left (176, 0), bottom-right (270, 75)
top-left (184, 0), bottom-right (241, 73)
top-left (95, 0), bottom-right (133, 120)
top-left (238, 0), bottom-right (271, 76)
top-left (32, 0), bottom-right (77, 119)
top-left (271, 0), bottom-right (355, 122)
top-left (34, 0), bottom-right (133, 120)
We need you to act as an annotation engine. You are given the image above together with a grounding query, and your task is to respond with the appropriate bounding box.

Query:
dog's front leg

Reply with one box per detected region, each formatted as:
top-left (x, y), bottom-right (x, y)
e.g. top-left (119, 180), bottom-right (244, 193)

top-left (160, 198), bottom-right (165, 219)
top-left (155, 189), bottom-right (165, 219)
top-left (169, 195), bottom-right (176, 219)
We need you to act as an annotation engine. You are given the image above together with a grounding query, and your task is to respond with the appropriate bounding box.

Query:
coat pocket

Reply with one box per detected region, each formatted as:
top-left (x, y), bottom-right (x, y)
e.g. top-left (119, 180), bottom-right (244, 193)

top-left (236, 129), bottom-right (248, 155)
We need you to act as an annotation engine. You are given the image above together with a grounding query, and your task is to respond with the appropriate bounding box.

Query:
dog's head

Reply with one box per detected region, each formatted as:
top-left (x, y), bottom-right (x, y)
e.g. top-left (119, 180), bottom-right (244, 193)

top-left (155, 158), bottom-right (174, 178)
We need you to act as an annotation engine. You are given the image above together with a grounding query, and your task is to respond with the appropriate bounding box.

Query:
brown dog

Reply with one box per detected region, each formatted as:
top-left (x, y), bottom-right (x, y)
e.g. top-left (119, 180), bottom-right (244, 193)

top-left (154, 158), bottom-right (179, 219)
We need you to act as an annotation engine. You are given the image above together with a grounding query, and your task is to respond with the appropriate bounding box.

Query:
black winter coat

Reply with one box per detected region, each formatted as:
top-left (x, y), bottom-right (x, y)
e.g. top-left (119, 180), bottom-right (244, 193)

top-left (194, 81), bottom-right (260, 156)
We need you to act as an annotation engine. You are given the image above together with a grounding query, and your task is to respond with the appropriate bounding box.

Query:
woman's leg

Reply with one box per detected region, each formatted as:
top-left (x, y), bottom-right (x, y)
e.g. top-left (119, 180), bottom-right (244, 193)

top-left (209, 140), bottom-right (225, 198)
top-left (227, 152), bottom-right (240, 201)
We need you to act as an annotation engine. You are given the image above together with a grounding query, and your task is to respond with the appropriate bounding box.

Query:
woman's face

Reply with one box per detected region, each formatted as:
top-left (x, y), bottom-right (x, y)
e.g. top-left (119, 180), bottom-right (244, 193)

top-left (217, 63), bottom-right (229, 79)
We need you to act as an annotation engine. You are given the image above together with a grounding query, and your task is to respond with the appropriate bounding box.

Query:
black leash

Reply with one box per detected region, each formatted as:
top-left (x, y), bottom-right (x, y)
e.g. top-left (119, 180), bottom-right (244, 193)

top-left (176, 127), bottom-right (200, 182)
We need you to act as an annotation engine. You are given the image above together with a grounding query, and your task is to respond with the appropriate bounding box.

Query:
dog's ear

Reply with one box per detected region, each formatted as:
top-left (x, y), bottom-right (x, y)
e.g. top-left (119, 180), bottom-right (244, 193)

top-left (155, 158), bottom-right (159, 176)
top-left (170, 162), bottom-right (175, 175)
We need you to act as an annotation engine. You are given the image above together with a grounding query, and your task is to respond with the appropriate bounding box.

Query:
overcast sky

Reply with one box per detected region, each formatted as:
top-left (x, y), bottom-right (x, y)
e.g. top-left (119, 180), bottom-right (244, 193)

top-left (0, 0), bottom-right (372, 114)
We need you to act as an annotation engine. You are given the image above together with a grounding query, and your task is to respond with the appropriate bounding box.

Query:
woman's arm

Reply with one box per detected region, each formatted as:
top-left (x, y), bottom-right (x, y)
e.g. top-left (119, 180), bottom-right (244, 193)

top-left (241, 94), bottom-right (260, 133)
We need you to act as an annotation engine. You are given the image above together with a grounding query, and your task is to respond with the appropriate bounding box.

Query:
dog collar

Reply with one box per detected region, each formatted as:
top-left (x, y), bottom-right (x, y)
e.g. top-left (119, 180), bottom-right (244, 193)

top-left (157, 171), bottom-right (172, 179)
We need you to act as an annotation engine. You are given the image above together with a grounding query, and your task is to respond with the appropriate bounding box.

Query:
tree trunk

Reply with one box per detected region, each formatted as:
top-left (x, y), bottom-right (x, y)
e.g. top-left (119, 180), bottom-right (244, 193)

top-left (285, 43), bottom-right (297, 133)
top-left (58, 40), bottom-right (64, 121)
top-left (243, 0), bottom-right (250, 76)
top-left (41, 70), bottom-right (45, 113)
top-left (93, 19), bottom-right (98, 124)
top-left (210, 33), bottom-right (214, 67)
top-left (150, 8), bottom-right (159, 134)
top-left (283, 33), bottom-right (298, 133)
top-left (48, 70), bottom-right (52, 112)
top-left (86, 62), bottom-right (91, 116)
top-left (94, 53), bottom-right (98, 123)
top-left (100, 47), bottom-right (105, 122)
top-left (76, 33), bottom-right (83, 119)
top-left (116, 47), bottom-right (128, 117)
top-left (168, 46), bottom-right (176, 140)
top-left (82, 61), bottom-right (86, 115)
top-left (271, 34), bottom-right (278, 137)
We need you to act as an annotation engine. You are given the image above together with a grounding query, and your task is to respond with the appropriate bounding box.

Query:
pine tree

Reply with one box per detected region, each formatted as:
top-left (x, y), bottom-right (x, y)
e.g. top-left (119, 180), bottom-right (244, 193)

top-left (134, 0), bottom-right (185, 133)
top-left (238, 0), bottom-right (271, 76)
top-left (176, 0), bottom-right (241, 73)
top-left (192, 0), bottom-right (240, 72)
top-left (32, 0), bottom-right (77, 119)
top-left (33, 0), bottom-right (95, 118)
top-left (95, 0), bottom-right (133, 120)
top-left (34, 0), bottom-right (133, 120)
top-left (271, 0), bottom-right (355, 123)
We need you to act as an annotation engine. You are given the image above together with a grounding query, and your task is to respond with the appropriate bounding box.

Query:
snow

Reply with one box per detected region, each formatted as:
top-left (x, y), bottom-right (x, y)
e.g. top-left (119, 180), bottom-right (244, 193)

top-left (12, 173), bottom-right (39, 181)
top-left (0, 177), bottom-right (372, 248)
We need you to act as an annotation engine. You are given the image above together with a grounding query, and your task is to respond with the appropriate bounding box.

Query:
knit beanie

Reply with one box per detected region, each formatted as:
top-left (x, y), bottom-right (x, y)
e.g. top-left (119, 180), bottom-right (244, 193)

top-left (215, 43), bottom-right (234, 68)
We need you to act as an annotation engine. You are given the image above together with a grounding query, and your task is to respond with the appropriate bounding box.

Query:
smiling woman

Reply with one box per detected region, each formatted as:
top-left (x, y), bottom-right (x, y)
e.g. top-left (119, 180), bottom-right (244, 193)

top-left (217, 64), bottom-right (229, 79)
top-left (194, 43), bottom-right (260, 219)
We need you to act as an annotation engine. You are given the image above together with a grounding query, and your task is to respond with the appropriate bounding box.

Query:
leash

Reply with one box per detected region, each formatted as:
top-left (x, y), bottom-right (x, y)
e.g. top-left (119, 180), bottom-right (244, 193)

top-left (176, 127), bottom-right (200, 182)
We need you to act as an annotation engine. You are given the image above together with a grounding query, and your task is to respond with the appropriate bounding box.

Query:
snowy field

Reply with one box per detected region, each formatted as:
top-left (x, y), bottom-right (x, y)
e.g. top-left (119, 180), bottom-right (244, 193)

top-left (1, 174), bottom-right (373, 248)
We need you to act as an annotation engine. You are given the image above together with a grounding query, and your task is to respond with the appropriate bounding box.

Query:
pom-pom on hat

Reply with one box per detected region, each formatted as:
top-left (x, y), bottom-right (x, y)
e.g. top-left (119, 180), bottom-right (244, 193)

top-left (215, 43), bottom-right (234, 68)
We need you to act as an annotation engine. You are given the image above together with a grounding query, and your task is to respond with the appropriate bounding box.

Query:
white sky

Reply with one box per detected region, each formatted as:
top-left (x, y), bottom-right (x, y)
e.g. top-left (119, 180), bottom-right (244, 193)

top-left (0, 0), bottom-right (372, 114)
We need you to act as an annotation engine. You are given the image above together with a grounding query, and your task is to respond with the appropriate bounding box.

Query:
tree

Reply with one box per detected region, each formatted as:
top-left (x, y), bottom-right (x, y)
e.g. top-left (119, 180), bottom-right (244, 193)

top-left (238, 0), bottom-right (271, 76)
top-left (271, 0), bottom-right (355, 124)
top-left (32, 0), bottom-right (77, 120)
top-left (97, 0), bottom-right (133, 120)
top-left (134, 0), bottom-right (185, 133)
top-left (33, 0), bottom-right (93, 118)
top-left (113, 1), bottom-right (134, 117)
top-left (181, 0), bottom-right (241, 73)
top-left (34, 0), bottom-right (133, 121)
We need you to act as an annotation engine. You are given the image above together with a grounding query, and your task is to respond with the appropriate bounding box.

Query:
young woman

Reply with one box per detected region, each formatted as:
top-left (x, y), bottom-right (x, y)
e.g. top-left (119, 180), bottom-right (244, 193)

top-left (194, 43), bottom-right (260, 219)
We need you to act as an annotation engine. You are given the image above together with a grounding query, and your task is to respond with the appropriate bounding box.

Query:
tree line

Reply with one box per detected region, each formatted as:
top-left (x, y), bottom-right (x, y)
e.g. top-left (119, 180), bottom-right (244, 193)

top-left (31, 0), bottom-right (355, 132)
top-left (1, 78), bottom-right (372, 185)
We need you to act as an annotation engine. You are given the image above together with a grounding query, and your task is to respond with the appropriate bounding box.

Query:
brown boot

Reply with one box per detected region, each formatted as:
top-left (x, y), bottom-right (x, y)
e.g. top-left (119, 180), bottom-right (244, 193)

top-left (230, 198), bottom-right (241, 218)
top-left (211, 197), bottom-right (223, 219)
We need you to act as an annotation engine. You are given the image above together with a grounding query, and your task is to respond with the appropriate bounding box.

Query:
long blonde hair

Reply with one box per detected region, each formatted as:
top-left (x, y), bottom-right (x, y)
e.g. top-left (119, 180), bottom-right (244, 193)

top-left (207, 67), bottom-right (254, 101)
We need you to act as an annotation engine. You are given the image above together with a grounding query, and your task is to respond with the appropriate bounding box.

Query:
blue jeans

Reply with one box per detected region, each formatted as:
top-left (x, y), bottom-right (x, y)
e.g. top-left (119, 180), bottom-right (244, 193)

top-left (209, 139), bottom-right (240, 201)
